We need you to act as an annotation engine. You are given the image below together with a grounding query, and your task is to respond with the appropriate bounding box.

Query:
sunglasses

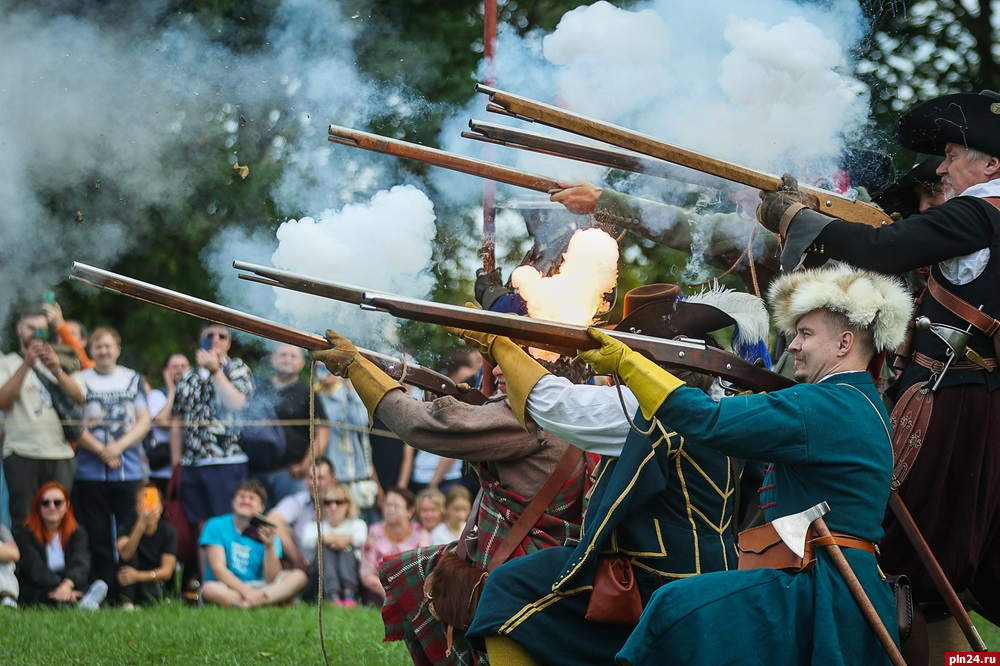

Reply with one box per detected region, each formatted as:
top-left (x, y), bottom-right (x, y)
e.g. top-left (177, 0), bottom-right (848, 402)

top-left (40, 498), bottom-right (65, 508)
top-left (323, 498), bottom-right (348, 506)
top-left (202, 332), bottom-right (230, 340)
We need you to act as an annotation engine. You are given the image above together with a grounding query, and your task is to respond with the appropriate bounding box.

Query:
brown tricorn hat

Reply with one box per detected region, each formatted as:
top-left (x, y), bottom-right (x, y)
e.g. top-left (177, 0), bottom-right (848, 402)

top-left (613, 284), bottom-right (736, 340)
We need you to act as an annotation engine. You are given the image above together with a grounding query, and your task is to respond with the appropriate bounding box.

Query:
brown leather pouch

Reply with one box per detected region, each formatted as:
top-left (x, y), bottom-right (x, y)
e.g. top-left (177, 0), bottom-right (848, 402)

top-left (585, 554), bottom-right (643, 625)
top-left (737, 523), bottom-right (815, 573)
top-left (888, 382), bottom-right (935, 490)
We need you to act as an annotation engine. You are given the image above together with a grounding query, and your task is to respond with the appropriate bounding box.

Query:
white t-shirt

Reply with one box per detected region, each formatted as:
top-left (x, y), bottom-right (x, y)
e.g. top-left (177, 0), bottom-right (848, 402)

top-left (298, 517), bottom-right (368, 560)
top-left (430, 521), bottom-right (462, 546)
top-left (0, 353), bottom-right (81, 459)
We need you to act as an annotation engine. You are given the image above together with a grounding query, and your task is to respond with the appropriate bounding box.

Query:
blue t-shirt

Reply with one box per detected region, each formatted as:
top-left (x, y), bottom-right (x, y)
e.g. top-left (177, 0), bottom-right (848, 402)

top-left (199, 514), bottom-right (282, 582)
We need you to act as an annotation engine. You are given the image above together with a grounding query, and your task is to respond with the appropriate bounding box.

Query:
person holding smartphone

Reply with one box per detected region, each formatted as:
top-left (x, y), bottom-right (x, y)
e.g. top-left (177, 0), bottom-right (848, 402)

top-left (170, 323), bottom-right (254, 531)
top-left (0, 305), bottom-right (85, 525)
top-left (115, 484), bottom-right (177, 608)
top-left (199, 479), bottom-right (306, 608)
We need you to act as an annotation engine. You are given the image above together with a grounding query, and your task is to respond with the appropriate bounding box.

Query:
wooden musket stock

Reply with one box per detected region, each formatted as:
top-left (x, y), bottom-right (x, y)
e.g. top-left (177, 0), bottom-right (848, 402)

top-left (463, 120), bottom-right (735, 192)
top-left (476, 84), bottom-right (892, 229)
top-left (235, 261), bottom-right (794, 394)
top-left (328, 124), bottom-right (562, 195)
top-left (69, 262), bottom-right (483, 403)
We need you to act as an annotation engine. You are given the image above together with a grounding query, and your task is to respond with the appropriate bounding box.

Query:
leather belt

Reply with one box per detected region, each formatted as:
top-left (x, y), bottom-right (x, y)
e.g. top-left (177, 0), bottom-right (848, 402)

top-left (810, 533), bottom-right (877, 556)
top-left (913, 351), bottom-right (997, 373)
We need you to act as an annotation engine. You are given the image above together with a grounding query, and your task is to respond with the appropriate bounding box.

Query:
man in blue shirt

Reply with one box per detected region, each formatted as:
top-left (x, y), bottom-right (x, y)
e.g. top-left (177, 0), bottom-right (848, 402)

top-left (199, 479), bottom-right (306, 607)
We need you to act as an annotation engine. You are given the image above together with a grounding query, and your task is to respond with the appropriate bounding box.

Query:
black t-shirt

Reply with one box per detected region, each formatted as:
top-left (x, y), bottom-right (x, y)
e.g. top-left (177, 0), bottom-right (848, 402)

top-left (263, 380), bottom-right (328, 466)
top-left (119, 520), bottom-right (178, 571)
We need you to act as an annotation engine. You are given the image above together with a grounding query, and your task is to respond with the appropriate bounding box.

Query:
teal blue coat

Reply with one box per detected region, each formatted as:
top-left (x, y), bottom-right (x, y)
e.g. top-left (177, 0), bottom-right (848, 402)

top-left (468, 411), bottom-right (737, 665)
top-left (618, 371), bottom-right (899, 666)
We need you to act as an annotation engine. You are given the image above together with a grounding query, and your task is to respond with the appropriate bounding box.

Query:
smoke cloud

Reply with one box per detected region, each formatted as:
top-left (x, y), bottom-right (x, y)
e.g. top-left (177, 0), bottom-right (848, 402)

top-left (0, 0), bottom-right (413, 346)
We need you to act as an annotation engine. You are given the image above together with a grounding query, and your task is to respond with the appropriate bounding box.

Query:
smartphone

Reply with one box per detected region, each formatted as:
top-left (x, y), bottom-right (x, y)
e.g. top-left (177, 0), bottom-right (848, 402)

top-left (249, 512), bottom-right (276, 529)
top-left (199, 337), bottom-right (212, 351)
top-left (141, 487), bottom-right (160, 512)
top-left (42, 290), bottom-right (56, 304)
top-left (33, 328), bottom-right (48, 341)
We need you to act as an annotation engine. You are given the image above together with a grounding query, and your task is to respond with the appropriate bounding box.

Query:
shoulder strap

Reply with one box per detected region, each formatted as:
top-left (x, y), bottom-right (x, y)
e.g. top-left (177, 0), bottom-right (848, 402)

top-left (486, 445), bottom-right (583, 572)
top-left (454, 488), bottom-right (484, 560)
top-left (926, 273), bottom-right (1000, 336)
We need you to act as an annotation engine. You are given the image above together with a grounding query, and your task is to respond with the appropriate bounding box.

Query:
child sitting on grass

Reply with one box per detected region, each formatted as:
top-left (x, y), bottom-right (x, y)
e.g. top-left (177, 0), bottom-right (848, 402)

top-left (301, 482), bottom-right (367, 607)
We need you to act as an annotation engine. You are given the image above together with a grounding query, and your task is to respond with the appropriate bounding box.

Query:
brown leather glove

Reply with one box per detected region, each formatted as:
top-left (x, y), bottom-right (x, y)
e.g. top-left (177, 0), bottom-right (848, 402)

top-left (756, 173), bottom-right (819, 236)
top-left (311, 330), bottom-right (361, 376)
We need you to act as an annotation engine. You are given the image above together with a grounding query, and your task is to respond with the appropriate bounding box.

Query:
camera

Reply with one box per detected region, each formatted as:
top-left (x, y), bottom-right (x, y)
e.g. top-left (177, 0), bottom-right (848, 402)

top-left (199, 337), bottom-right (213, 351)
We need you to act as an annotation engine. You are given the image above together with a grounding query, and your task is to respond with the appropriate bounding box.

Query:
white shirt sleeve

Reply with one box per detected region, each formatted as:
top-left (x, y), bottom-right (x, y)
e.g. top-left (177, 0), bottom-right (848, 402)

top-left (526, 375), bottom-right (639, 457)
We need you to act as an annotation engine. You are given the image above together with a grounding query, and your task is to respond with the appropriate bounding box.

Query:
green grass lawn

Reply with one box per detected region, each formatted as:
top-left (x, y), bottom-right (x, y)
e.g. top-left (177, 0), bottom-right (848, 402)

top-left (0, 602), bottom-right (995, 665)
top-left (0, 602), bottom-right (410, 665)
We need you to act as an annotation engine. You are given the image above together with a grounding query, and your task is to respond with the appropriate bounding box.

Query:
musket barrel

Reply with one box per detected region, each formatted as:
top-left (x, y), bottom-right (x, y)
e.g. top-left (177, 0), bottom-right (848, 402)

top-left (327, 124), bottom-right (562, 194)
top-left (475, 84), bottom-right (891, 228)
top-left (464, 120), bottom-right (735, 192)
top-left (234, 263), bottom-right (794, 393)
top-left (69, 262), bottom-right (479, 402)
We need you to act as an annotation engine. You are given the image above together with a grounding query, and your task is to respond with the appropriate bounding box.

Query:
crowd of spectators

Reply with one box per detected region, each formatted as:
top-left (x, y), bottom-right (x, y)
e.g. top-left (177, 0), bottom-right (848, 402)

top-left (0, 300), bottom-right (474, 610)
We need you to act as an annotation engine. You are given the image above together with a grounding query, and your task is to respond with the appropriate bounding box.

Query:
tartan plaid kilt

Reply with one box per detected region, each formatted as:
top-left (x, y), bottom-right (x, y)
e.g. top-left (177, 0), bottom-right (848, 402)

top-left (380, 456), bottom-right (595, 666)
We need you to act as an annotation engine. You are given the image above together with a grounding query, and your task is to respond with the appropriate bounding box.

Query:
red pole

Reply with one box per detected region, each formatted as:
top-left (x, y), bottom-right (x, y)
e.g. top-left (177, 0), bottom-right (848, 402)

top-left (480, 0), bottom-right (498, 396)
top-left (482, 0), bottom-right (498, 274)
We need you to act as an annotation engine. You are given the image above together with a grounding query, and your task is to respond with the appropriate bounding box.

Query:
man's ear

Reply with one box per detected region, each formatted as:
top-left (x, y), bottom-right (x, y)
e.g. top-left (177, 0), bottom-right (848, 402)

top-left (838, 330), bottom-right (855, 356)
top-left (985, 155), bottom-right (1000, 178)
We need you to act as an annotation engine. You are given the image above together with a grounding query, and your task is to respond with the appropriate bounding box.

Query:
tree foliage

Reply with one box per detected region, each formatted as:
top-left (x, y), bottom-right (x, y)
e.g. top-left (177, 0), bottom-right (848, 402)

top-left (20, 0), bottom-right (1000, 378)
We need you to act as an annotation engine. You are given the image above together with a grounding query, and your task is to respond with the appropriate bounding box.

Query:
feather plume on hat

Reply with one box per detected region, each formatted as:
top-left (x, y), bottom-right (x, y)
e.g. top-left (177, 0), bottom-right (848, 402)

top-left (767, 265), bottom-right (914, 353)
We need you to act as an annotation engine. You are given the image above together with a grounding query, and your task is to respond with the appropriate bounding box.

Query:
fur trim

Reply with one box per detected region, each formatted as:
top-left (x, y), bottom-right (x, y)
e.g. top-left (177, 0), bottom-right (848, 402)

top-left (687, 283), bottom-right (770, 347)
top-left (767, 265), bottom-right (913, 352)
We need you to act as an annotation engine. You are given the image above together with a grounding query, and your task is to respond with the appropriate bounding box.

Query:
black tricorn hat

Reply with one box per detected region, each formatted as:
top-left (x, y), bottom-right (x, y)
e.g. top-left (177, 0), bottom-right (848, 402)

top-left (613, 284), bottom-right (735, 340)
top-left (896, 90), bottom-right (1000, 156)
top-left (873, 153), bottom-right (945, 218)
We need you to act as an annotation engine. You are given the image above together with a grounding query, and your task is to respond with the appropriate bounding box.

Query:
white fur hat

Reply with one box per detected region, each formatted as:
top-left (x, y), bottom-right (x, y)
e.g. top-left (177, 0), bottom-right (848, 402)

top-left (767, 264), bottom-right (914, 352)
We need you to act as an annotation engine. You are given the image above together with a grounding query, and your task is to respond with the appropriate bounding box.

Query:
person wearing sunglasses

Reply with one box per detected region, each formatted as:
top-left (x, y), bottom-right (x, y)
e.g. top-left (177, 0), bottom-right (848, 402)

top-left (14, 481), bottom-right (106, 608)
top-left (170, 323), bottom-right (254, 533)
top-left (299, 482), bottom-right (367, 607)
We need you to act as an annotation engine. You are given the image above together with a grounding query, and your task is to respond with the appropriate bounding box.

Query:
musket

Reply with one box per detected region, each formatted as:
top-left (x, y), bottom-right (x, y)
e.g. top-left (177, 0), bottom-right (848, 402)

top-left (463, 120), bottom-right (736, 192)
top-left (234, 261), bottom-right (794, 394)
top-left (68, 262), bottom-right (486, 404)
top-left (476, 84), bottom-right (892, 229)
top-left (887, 492), bottom-right (988, 651)
top-left (328, 124), bottom-right (562, 195)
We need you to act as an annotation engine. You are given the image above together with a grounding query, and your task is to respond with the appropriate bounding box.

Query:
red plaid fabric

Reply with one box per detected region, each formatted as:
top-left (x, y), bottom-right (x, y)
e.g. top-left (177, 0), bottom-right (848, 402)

top-left (380, 455), bottom-right (597, 665)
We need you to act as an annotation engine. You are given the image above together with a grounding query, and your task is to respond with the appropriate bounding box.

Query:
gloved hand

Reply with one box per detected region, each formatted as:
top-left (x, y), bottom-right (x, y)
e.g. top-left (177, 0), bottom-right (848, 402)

top-left (580, 328), bottom-right (685, 420)
top-left (756, 173), bottom-right (818, 236)
top-left (578, 328), bottom-right (630, 376)
top-left (312, 330), bottom-right (402, 425)
top-left (311, 330), bottom-right (361, 377)
top-left (475, 268), bottom-right (513, 311)
top-left (445, 325), bottom-right (547, 428)
top-left (443, 326), bottom-right (498, 361)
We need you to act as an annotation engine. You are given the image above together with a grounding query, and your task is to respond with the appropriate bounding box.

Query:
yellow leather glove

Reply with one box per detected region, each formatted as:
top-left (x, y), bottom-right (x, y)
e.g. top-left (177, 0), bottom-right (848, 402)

top-left (579, 328), bottom-right (685, 420)
top-left (311, 330), bottom-right (361, 375)
top-left (311, 330), bottom-right (402, 425)
top-left (444, 326), bottom-right (498, 362)
top-left (444, 326), bottom-right (547, 428)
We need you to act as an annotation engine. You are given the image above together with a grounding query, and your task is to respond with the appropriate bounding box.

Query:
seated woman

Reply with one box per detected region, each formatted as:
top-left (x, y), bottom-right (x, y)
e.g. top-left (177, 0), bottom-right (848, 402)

top-left (116, 484), bottom-right (178, 608)
top-left (14, 482), bottom-right (105, 608)
top-left (301, 482), bottom-right (368, 607)
top-left (360, 487), bottom-right (429, 604)
top-left (430, 485), bottom-right (471, 546)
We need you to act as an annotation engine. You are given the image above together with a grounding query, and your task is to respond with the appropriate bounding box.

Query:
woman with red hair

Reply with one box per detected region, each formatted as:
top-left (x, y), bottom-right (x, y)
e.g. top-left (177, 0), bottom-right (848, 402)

top-left (13, 482), bottom-right (103, 607)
